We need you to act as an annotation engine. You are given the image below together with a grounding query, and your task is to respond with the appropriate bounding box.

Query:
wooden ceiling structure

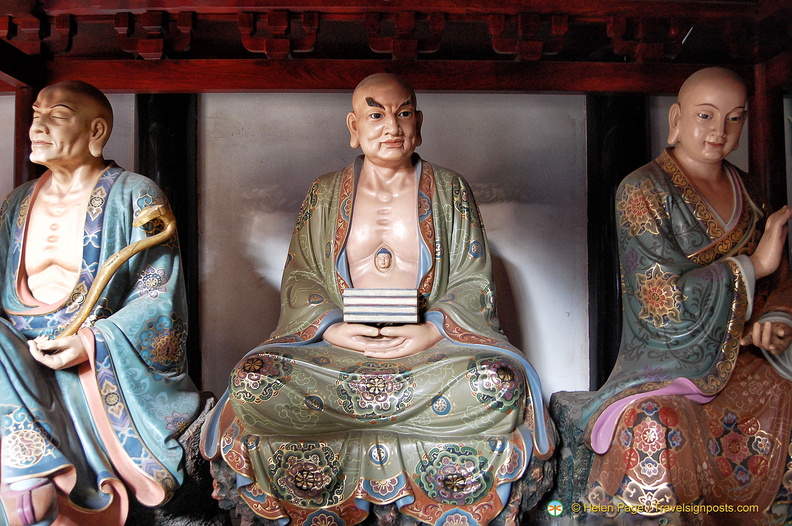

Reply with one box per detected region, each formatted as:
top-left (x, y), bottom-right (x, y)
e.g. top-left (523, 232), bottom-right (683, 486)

top-left (0, 0), bottom-right (790, 195)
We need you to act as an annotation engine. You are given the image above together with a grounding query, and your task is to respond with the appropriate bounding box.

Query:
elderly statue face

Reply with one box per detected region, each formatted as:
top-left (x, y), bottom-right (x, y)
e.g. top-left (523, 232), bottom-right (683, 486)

top-left (347, 74), bottom-right (423, 168)
top-left (668, 67), bottom-right (747, 168)
top-left (29, 81), bottom-right (112, 168)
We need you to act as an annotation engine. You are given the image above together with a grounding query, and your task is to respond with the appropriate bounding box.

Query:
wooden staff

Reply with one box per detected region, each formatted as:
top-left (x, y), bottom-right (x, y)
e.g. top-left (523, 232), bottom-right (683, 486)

top-left (57, 204), bottom-right (177, 337)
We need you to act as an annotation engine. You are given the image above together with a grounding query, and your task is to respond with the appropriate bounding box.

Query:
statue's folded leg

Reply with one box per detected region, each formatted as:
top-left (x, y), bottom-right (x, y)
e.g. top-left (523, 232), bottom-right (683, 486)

top-left (0, 319), bottom-right (116, 519)
top-left (0, 478), bottom-right (58, 526)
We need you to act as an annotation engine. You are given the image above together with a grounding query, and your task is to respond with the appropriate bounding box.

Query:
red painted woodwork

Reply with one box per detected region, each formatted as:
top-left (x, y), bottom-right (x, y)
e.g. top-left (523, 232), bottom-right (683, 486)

top-left (0, 0), bottom-right (788, 195)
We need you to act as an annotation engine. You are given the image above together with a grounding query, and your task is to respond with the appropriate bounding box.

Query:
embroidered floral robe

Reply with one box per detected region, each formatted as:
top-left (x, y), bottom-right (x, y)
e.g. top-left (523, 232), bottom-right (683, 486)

top-left (0, 166), bottom-right (200, 523)
top-left (201, 157), bottom-right (555, 526)
top-left (581, 150), bottom-right (792, 523)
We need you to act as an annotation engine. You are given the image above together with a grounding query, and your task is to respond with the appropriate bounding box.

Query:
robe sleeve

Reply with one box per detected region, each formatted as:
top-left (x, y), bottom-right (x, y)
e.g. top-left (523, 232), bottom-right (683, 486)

top-left (269, 172), bottom-right (345, 342)
top-left (78, 174), bottom-right (199, 506)
top-left (611, 168), bottom-right (749, 393)
top-left (423, 169), bottom-right (508, 346)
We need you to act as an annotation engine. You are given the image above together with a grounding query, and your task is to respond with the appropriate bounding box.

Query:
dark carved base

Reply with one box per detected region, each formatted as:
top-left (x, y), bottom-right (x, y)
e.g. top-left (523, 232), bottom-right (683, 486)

top-left (126, 393), bottom-right (232, 526)
top-left (209, 445), bottom-right (555, 526)
top-left (535, 391), bottom-right (595, 523)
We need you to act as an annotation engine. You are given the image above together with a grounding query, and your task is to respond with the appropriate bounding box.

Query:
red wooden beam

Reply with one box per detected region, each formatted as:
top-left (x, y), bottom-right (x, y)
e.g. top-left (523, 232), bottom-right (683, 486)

top-left (0, 38), bottom-right (45, 89)
top-left (40, 0), bottom-right (759, 19)
top-left (47, 58), bottom-right (751, 94)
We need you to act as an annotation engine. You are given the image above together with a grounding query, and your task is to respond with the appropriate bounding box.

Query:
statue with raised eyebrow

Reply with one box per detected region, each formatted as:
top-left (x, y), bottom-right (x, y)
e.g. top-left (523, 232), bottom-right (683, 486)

top-left (581, 67), bottom-right (792, 524)
top-left (201, 72), bottom-right (557, 526)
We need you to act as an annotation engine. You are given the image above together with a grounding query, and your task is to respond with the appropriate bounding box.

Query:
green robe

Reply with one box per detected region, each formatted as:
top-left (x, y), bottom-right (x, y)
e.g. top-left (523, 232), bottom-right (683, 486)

top-left (201, 157), bottom-right (555, 526)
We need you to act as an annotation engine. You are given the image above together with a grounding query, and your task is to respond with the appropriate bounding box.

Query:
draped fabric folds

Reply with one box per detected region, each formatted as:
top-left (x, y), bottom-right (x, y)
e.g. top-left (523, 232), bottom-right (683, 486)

top-left (201, 156), bottom-right (555, 526)
top-left (0, 166), bottom-right (200, 524)
top-left (581, 150), bottom-right (792, 523)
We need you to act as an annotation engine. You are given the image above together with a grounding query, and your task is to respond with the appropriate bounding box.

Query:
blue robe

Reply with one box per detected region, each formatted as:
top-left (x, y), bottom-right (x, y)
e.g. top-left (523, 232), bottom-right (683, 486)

top-left (0, 165), bottom-right (200, 523)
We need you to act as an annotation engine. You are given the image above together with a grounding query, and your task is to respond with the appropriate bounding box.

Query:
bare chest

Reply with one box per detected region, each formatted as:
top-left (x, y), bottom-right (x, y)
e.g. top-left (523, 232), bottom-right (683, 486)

top-left (346, 186), bottom-right (420, 288)
top-left (24, 190), bottom-right (89, 303)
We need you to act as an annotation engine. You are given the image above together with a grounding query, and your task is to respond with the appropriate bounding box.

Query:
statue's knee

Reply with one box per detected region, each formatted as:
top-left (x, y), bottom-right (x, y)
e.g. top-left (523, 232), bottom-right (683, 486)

top-left (618, 397), bottom-right (685, 451)
top-left (468, 355), bottom-right (526, 409)
top-left (229, 352), bottom-right (294, 403)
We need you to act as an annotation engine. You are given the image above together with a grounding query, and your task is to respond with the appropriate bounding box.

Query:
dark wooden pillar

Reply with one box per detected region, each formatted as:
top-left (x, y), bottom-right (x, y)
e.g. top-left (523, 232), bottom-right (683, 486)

top-left (14, 85), bottom-right (36, 186)
top-left (586, 94), bottom-right (651, 389)
top-left (136, 94), bottom-right (202, 388)
top-left (749, 59), bottom-right (789, 210)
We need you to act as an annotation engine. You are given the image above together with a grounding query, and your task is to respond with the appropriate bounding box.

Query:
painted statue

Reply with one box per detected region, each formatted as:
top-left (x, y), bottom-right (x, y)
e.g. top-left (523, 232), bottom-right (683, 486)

top-left (0, 80), bottom-right (200, 526)
top-left (200, 73), bottom-right (556, 526)
top-left (581, 67), bottom-right (792, 524)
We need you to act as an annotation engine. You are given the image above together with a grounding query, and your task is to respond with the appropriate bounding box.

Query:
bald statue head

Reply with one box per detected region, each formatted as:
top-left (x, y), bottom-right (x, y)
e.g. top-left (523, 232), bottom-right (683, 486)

top-left (30, 80), bottom-right (114, 166)
top-left (667, 67), bottom-right (747, 170)
top-left (346, 73), bottom-right (423, 169)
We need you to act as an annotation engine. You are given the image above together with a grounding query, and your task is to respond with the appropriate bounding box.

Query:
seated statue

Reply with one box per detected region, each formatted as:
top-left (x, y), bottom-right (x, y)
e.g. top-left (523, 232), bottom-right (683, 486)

top-left (0, 81), bottom-right (200, 525)
top-left (581, 67), bottom-right (792, 524)
top-left (200, 73), bottom-right (556, 525)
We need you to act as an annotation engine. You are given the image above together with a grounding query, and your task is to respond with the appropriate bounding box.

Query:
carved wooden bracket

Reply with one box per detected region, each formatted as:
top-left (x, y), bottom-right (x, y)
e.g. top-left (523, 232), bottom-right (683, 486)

top-left (490, 14), bottom-right (568, 61)
top-left (0, 14), bottom-right (74, 56)
top-left (722, 20), bottom-right (755, 61)
top-left (366, 12), bottom-right (445, 60)
top-left (608, 17), bottom-right (687, 62)
top-left (238, 11), bottom-right (318, 59)
top-left (115, 11), bottom-right (193, 60)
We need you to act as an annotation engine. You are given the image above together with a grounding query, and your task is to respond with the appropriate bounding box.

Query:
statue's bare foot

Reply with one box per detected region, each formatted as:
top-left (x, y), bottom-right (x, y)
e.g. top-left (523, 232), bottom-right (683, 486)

top-left (0, 478), bottom-right (58, 526)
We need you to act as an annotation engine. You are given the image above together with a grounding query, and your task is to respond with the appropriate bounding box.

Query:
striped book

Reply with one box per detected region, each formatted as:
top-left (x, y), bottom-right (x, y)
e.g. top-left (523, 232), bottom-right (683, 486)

top-left (342, 288), bottom-right (419, 324)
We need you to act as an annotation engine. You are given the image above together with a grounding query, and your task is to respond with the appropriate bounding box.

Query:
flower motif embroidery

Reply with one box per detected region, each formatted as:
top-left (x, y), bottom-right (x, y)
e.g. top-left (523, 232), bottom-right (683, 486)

top-left (100, 380), bottom-right (125, 419)
top-left (138, 314), bottom-right (187, 372)
top-left (733, 465), bottom-right (751, 484)
top-left (752, 434), bottom-right (772, 456)
top-left (415, 444), bottom-right (492, 505)
top-left (336, 362), bottom-right (414, 422)
top-left (135, 265), bottom-right (168, 299)
top-left (306, 512), bottom-right (342, 526)
top-left (468, 354), bottom-right (524, 414)
top-left (668, 429), bottom-right (684, 449)
top-left (65, 282), bottom-right (89, 315)
top-left (87, 186), bottom-right (107, 221)
top-left (639, 457), bottom-right (660, 478)
top-left (165, 411), bottom-right (191, 434)
top-left (369, 476), bottom-right (399, 496)
top-left (443, 514), bottom-right (472, 525)
top-left (633, 419), bottom-right (664, 455)
top-left (617, 179), bottom-right (667, 237)
top-left (269, 442), bottom-right (343, 507)
top-left (231, 353), bottom-right (293, 404)
top-left (640, 401), bottom-right (659, 416)
top-left (4, 429), bottom-right (49, 468)
top-left (635, 263), bottom-right (685, 328)
top-left (721, 431), bottom-right (750, 465)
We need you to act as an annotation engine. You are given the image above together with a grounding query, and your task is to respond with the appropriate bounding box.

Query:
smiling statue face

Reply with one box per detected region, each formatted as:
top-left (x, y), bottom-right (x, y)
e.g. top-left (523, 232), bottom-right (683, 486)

top-left (669, 68), bottom-right (747, 169)
top-left (347, 74), bottom-right (422, 169)
top-left (29, 83), bottom-right (110, 169)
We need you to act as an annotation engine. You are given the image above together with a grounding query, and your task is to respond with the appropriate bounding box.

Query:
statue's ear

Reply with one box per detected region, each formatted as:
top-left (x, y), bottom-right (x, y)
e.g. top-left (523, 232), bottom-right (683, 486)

top-left (414, 109), bottom-right (423, 148)
top-left (88, 117), bottom-right (110, 158)
top-left (667, 102), bottom-right (681, 145)
top-left (346, 111), bottom-right (360, 149)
